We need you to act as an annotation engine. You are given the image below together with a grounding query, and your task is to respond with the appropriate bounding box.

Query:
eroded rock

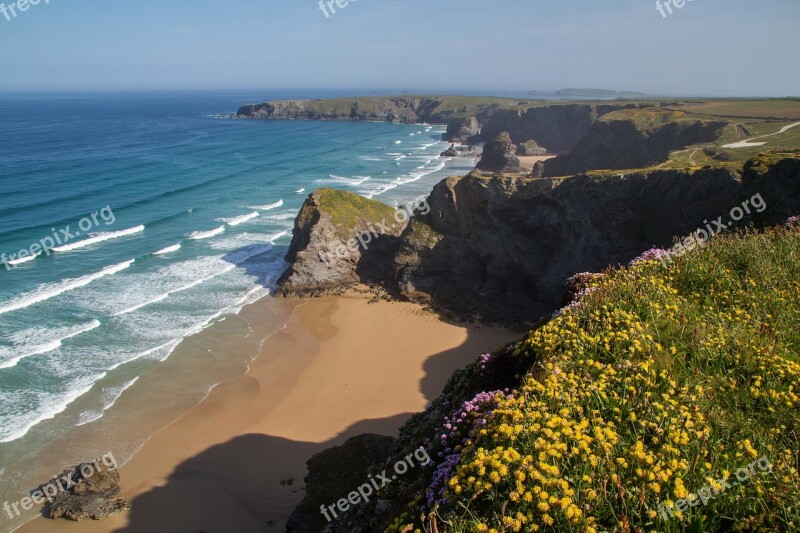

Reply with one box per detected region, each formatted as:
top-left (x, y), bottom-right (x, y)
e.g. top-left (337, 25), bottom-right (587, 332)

top-left (39, 462), bottom-right (129, 522)
top-left (476, 132), bottom-right (521, 173)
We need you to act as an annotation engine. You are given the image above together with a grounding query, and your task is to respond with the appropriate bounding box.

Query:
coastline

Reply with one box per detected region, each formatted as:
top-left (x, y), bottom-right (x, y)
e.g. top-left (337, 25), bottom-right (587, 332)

top-left (15, 291), bottom-right (517, 532)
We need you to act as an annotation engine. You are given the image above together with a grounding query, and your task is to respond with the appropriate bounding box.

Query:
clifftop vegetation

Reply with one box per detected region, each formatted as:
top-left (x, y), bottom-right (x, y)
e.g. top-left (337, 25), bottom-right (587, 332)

top-left (338, 220), bottom-right (800, 533)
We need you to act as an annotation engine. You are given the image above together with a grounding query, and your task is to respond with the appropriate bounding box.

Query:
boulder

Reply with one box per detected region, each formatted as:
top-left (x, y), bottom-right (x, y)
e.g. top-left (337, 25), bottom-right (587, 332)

top-left (530, 161), bottom-right (546, 178)
top-left (516, 139), bottom-right (548, 156)
top-left (440, 144), bottom-right (478, 158)
top-left (440, 144), bottom-right (459, 157)
top-left (40, 462), bottom-right (129, 522)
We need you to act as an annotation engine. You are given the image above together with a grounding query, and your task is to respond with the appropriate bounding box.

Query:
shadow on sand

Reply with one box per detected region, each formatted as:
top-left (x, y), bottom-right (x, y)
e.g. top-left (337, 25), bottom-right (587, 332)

top-left (114, 328), bottom-right (514, 533)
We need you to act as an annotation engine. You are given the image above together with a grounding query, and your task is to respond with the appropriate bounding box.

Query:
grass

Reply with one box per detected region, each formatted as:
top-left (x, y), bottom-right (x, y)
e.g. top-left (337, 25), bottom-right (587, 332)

top-left (662, 100), bottom-right (800, 121)
top-left (599, 108), bottom-right (710, 132)
top-left (658, 125), bottom-right (800, 169)
top-left (308, 188), bottom-right (400, 239)
top-left (390, 221), bottom-right (800, 533)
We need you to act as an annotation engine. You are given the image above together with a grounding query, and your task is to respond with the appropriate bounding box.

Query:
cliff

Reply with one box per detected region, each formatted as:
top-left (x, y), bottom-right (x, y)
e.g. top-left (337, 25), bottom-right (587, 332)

top-left (392, 166), bottom-right (742, 324)
top-left (238, 97), bottom-right (742, 174)
top-left (279, 154), bottom-right (800, 326)
top-left (237, 96), bottom-right (509, 124)
top-left (543, 108), bottom-right (727, 176)
top-left (278, 154), bottom-right (800, 532)
top-left (275, 189), bottom-right (404, 297)
top-left (323, 218), bottom-right (800, 532)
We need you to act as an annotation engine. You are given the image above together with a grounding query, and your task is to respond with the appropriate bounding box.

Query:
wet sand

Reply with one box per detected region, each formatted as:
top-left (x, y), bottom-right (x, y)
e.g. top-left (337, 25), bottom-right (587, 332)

top-left (17, 293), bottom-right (517, 533)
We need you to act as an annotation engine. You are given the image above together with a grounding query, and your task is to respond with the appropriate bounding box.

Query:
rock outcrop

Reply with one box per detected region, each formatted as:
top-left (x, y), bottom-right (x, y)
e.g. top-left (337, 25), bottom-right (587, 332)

top-left (392, 155), bottom-right (800, 324)
top-left (516, 139), bottom-right (548, 156)
top-left (443, 116), bottom-right (480, 143)
top-left (440, 144), bottom-right (478, 158)
top-left (392, 168), bottom-right (740, 324)
top-left (530, 160), bottom-right (546, 178)
top-left (477, 104), bottom-right (602, 153)
top-left (276, 154), bottom-right (800, 326)
top-left (286, 434), bottom-right (395, 533)
top-left (275, 189), bottom-right (406, 297)
top-left (476, 132), bottom-right (520, 173)
top-left (40, 462), bottom-right (129, 521)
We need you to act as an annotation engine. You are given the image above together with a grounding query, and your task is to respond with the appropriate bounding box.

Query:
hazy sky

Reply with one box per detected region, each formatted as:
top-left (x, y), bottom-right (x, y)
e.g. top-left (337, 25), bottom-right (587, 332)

top-left (0, 0), bottom-right (798, 95)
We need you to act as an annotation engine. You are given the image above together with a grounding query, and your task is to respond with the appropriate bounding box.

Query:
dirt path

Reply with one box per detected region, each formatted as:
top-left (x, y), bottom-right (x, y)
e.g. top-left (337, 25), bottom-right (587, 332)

top-left (723, 121), bottom-right (800, 149)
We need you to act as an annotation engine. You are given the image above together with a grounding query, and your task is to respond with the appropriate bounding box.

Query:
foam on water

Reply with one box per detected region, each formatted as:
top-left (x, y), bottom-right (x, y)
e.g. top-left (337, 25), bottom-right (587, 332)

top-left (0, 260), bottom-right (135, 316)
top-left (153, 243), bottom-right (182, 255)
top-left (364, 160), bottom-right (446, 198)
top-left (0, 105), bottom-right (457, 455)
top-left (108, 340), bottom-right (182, 371)
top-left (188, 226), bottom-right (226, 240)
top-left (0, 319), bottom-right (102, 369)
top-left (76, 377), bottom-right (140, 427)
top-left (52, 225), bottom-right (145, 253)
top-left (248, 199), bottom-right (284, 211)
top-left (220, 211), bottom-right (260, 226)
top-left (259, 211), bottom-right (297, 223)
top-left (0, 373), bottom-right (107, 443)
top-left (5, 251), bottom-right (42, 267)
top-left (317, 175), bottom-right (371, 186)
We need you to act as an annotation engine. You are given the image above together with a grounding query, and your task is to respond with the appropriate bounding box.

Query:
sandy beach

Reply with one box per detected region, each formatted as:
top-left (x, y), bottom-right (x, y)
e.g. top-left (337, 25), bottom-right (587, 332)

top-left (517, 155), bottom-right (556, 170)
top-left (16, 292), bottom-right (516, 533)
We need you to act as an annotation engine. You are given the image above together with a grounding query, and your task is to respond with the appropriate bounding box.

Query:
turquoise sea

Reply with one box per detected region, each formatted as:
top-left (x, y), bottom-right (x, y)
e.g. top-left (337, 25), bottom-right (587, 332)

top-left (0, 91), bottom-right (474, 528)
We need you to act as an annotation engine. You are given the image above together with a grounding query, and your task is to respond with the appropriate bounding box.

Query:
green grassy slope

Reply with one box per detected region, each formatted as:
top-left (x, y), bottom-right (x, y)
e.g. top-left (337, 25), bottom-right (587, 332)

top-left (383, 221), bottom-right (800, 533)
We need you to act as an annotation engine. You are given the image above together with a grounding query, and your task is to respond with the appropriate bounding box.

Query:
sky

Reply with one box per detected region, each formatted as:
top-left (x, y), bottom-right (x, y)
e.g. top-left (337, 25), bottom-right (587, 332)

top-left (0, 0), bottom-right (798, 96)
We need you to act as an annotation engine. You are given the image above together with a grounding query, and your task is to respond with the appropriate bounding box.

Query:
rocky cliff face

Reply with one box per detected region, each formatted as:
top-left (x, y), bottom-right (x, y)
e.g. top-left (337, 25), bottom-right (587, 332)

top-left (392, 168), bottom-right (742, 324)
top-left (277, 155), bottom-right (800, 326)
top-left (543, 109), bottom-right (727, 176)
top-left (239, 98), bottom-right (738, 174)
top-left (442, 116), bottom-right (481, 143)
top-left (238, 97), bottom-right (445, 123)
top-left (275, 189), bottom-right (405, 297)
top-left (237, 97), bottom-right (502, 125)
top-left (477, 104), bottom-right (601, 153)
top-left (276, 154), bottom-right (800, 532)
top-left (393, 155), bottom-right (800, 325)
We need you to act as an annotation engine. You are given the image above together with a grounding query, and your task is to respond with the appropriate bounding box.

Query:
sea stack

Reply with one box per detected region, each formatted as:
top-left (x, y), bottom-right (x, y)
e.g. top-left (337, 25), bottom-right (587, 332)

top-left (476, 132), bottom-right (521, 173)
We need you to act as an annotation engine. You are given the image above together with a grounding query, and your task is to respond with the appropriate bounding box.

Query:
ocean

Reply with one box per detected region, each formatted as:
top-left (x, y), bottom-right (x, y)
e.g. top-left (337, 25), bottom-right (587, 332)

top-left (0, 90), bottom-right (473, 528)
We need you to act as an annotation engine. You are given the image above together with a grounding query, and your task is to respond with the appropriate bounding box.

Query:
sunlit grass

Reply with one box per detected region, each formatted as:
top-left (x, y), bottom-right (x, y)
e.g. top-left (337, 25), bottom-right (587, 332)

top-left (392, 222), bottom-right (800, 533)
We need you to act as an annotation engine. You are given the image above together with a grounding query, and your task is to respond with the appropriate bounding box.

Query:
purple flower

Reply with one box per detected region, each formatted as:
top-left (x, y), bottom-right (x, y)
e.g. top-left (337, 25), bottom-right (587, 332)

top-left (424, 390), bottom-right (507, 510)
top-left (630, 247), bottom-right (672, 266)
top-left (552, 286), bottom-right (600, 318)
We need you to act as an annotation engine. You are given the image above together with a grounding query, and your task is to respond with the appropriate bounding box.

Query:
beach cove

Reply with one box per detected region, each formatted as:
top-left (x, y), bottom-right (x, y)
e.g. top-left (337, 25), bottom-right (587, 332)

top-left (14, 291), bottom-right (515, 532)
